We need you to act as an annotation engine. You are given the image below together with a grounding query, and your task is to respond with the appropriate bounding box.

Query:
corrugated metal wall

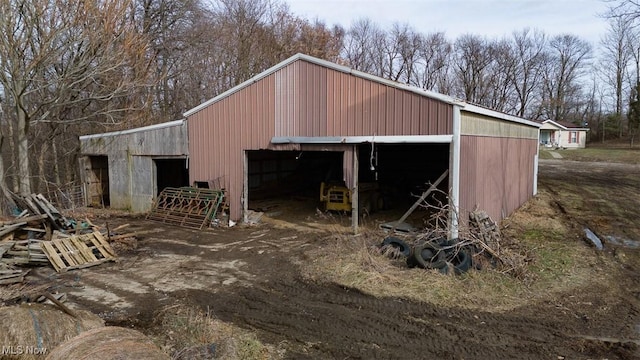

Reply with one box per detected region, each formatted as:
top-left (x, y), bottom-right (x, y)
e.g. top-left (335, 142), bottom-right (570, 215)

top-left (80, 122), bottom-right (188, 212)
top-left (81, 122), bottom-right (188, 156)
top-left (458, 110), bottom-right (538, 223)
top-left (188, 59), bottom-right (453, 221)
top-left (189, 73), bottom-right (277, 221)
top-left (275, 61), bottom-right (452, 137)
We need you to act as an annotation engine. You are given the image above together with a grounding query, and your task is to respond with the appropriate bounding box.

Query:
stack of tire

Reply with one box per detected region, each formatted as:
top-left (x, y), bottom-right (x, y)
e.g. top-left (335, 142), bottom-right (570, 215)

top-left (380, 237), bottom-right (473, 275)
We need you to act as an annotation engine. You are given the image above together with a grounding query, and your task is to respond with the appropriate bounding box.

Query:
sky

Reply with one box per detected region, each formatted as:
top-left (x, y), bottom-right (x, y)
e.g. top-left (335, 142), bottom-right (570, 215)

top-left (285, 0), bottom-right (610, 46)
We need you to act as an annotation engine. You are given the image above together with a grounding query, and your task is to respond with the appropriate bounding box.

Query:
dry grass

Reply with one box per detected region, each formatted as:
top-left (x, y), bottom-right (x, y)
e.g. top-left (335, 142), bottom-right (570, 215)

top-left (540, 146), bottom-right (640, 164)
top-left (299, 189), bottom-right (612, 312)
top-left (152, 304), bottom-right (284, 360)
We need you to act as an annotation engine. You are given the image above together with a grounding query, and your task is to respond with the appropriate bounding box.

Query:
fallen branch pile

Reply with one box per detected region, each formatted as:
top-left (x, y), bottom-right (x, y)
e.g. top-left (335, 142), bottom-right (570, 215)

top-left (379, 185), bottom-right (529, 278)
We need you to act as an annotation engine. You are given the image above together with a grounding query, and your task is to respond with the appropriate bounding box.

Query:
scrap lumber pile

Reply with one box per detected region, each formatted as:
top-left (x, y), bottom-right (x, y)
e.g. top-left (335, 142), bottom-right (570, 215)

top-left (0, 193), bottom-right (139, 285)
top-left (146, 187), bottom-right (225, 230)
top-left (469, 210), bottom-right (501, 256)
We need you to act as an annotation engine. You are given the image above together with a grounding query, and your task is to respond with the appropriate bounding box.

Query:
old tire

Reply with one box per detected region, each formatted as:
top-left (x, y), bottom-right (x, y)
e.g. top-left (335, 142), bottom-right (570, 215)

top-left (413, 242), bottom-right (447, 269)
top-left (406, 252), bottom-right (418, 268)
top-left (438, 237), bottom-right (459, 247)
top-left (441, 248), bottom-right (472, 275)
top-left (381, 237), bottom-right (411, 257)
top-left (453, 249), bottom-right (472, 274)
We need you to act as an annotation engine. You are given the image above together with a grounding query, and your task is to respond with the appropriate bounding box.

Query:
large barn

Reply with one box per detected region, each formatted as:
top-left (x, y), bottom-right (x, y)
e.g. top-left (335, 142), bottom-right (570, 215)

top-left (184, 53), bottom-right (540, 232)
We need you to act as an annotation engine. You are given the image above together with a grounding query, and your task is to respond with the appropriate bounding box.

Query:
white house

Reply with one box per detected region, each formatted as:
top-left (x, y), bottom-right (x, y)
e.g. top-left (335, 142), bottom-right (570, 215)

top-left (539, 120), bottom-right (589, 149)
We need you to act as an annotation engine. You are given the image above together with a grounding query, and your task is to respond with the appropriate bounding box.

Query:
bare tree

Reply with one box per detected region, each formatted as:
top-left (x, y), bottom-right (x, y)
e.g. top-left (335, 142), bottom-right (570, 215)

top-left (483, 38), bottom-right (518, 113)
top-left (410, 32), bottom-right (452, 93)
top-left (130, 0), bottom-right (204, 122)
top-left (510, 29), bottom-right (547, 118)
top-left (606, 0), bottom-right (640, 20)
top-left (0, 0), bottom-right (152, 196)
top-left (342, 18), bottom-right (383, 74)
top-left (629, 81), bottom-right (640, 145)
top-left (599, 15), bottom-right (633, 136)
top-left (451, 34), bottom-right (496, 105)
top-left (541, 34), bottom-right (592, 122)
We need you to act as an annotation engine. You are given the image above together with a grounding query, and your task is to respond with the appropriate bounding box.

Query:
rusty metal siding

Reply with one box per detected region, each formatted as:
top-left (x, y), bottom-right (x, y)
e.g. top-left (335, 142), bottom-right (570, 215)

top-left (459, 136), bottom-right (538, 222)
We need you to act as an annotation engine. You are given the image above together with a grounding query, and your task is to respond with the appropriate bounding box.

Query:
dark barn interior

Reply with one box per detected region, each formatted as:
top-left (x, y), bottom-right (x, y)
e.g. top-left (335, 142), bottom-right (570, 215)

top-left (246, 144), bottom-right (450, 224)
top-left (154, 158), bottom-right (189, 195)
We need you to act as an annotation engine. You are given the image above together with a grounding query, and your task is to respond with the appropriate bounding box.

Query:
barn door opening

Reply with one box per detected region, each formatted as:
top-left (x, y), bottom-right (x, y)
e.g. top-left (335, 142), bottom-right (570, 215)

top-left (246, 150), bottom-right (344, 221)
top-left (154, 158), bottom-right (189, 195)
top-left (87, 156), bottom-right (109, 207)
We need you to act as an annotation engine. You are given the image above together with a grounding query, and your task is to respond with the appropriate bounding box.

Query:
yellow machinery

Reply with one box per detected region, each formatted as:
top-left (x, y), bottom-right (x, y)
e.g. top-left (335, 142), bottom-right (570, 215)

top-left (319, 182), bottom-right (352, 212)
top-left (320, 182), bottom-right (381, 213)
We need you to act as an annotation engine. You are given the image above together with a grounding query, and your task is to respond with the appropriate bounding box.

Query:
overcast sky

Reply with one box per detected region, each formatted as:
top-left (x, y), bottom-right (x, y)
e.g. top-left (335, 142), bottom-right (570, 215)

top-left (285, 0), bottom-right (610, 46)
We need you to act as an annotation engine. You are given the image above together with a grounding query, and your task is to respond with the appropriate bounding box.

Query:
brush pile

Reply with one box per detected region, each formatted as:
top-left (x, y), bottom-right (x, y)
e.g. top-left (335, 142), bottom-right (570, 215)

top-left (377, 209), bottom-right (522, 276)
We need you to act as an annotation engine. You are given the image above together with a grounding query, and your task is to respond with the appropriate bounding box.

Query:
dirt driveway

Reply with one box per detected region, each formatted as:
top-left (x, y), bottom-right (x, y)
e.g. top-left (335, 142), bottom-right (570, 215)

top-left (14, 159), bottom-right (640, 359)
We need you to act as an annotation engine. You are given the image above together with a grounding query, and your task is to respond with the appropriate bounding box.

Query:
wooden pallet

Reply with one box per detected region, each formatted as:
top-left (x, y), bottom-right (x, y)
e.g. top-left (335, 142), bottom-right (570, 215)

top-left (41, 231), bottom-right (116, 272)
top-left (146, 187), bottom-right (225, 230)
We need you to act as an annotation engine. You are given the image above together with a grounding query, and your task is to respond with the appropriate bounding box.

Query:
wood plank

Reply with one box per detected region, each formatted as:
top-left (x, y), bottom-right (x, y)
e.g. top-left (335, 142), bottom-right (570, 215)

top-left (0, 271), bottom-right (26, 278)
top-left (52, 231), bottom-right (71, 239)
top-left (0, 269), bottom-right (23, 275)
top-left (92, 232), bottom-right (116, 257)
top-left (1, 232), bottom-right (14, 242)
top-left (0, 214), bottom-right (48, 226)
top-left (112, 224), bottom-right (130, 232)
top-left (20, 196), bottom-right (41, 215)
top-left (0, 242), bottom-right (14, 258)
top-left (37, 194), bottom-right (71, 228)
top-left (108, 230), bottom-right (158, 241)
top-left (64, 258), bottom-right (113, 271)
top-left (0, 223), bottom-right (26, 238)
top-left (36, 194), bottom-right (63, 217)
top-left (0, 276), bottom-right (25, 285)
top-left (1, 258), bottom-right (30, 265)
top-left (41, 242), bottom-right (65, 272)
top-left (30, 194), bottom-right (59, 228)
top-left (62, 238), bottom-right (86, 265)
top-left (23, 227), bottom-right (46, 232)
top-left (69, 236), bottom-right (98, 262)
top-left (52, 239), bottom-right (78, 267)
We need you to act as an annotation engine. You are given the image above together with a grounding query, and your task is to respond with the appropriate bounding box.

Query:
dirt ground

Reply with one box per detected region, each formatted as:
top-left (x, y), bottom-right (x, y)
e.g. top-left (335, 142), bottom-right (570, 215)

top-left (4, 159), bottom-right (640, 359)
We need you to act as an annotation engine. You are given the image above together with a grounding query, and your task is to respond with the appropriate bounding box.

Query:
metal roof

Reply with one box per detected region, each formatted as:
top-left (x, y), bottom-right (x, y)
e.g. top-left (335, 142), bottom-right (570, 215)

top-left (183, 53), bottom-right (539, 129)
top-left (271, 135), bottom-right (453, 144)
top-left (79, 119), bottom-right (186, 140)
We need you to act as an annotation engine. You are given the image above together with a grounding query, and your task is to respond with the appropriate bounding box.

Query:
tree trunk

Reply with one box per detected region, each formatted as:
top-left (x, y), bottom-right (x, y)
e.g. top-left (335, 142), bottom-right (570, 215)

top-left (0, 134), bottom-right (18, 213)
top-left (6, 113), bottom-right (17, 192)
top-left (52, 134), bottom-right (62, 185)
top-left (16, 107), bottom-right (31, 195)
top-left (37, 140), bottom-right (50, 194)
